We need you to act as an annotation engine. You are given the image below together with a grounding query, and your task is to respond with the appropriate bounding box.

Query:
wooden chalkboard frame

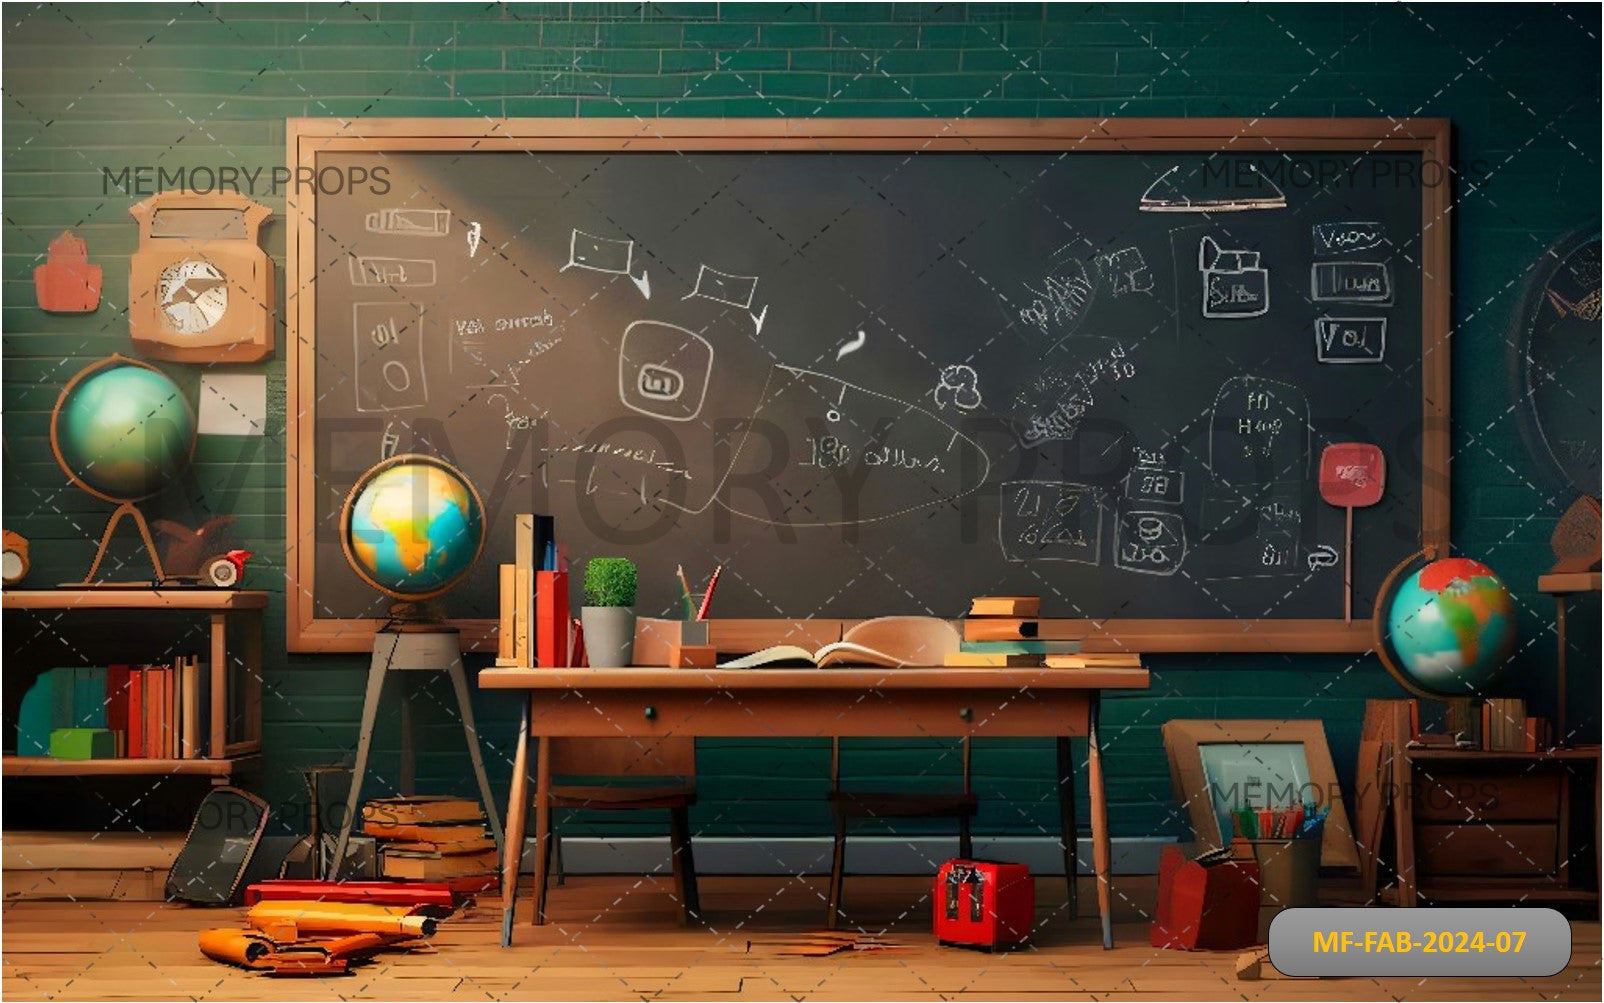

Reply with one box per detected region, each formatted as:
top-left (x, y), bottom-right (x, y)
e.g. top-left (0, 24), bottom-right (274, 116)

top-left (285, 117), bottom-right (1451, 655)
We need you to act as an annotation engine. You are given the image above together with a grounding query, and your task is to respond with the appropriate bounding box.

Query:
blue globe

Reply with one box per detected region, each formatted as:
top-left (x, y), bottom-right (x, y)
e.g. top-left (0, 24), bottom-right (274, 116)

top-left (53, 360), bottom-right (194, 501)
top-left (342, 456), bottom-right (484, 600)
top-left (1385, 557), bottom-right (1516, 697)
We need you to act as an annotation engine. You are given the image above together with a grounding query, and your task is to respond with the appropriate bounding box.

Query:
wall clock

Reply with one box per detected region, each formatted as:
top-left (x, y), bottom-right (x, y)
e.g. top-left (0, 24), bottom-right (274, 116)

top-left (1509, 229), bottom-right (1601, 499)
top-left (129, 191), bottom-right (273, 363)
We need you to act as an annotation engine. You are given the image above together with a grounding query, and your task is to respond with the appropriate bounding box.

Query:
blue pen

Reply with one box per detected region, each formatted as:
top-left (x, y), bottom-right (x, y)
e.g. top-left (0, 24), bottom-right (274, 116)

top-left (542, 540), bottom-right (556, 572)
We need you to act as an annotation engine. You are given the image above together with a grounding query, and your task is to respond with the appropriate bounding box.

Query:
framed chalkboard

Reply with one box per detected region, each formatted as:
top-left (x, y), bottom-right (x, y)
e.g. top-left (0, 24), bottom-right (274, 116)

top-left (286, 119), bottom-right (1450, 654)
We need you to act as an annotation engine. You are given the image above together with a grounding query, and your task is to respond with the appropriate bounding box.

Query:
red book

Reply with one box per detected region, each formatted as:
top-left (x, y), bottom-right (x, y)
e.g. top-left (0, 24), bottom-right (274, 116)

top-left (535, 570), bottom-right (569, 668)
top-left (243, 880), bottom-right (455, 909)
top-left (145, 666), bottom-right (164, 759)
top-left (127, 668), bottom-right (145, 759)
top-left (106, 664), bottom-right (131, 757)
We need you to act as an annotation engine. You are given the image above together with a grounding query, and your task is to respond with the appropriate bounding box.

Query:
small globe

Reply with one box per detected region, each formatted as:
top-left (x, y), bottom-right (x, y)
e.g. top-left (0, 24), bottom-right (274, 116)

top-left (342, 455), bottom-right (484, 601)
top-left (53, 358), bottom-right (195, 501)
top-left (1383, 557), bottom-right (1517, 697)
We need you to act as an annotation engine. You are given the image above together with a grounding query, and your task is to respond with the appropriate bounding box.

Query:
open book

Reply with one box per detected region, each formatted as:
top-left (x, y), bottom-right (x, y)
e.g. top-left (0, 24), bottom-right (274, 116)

top-left (718, 616), bottom-right (961, 669)
top-left (718, 641), bottom-right (910, 670)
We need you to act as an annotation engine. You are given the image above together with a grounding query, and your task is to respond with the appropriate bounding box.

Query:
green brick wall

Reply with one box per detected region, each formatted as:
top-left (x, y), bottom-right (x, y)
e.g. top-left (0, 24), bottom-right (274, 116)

top-left (4, 2), bottom-right (1599, 843)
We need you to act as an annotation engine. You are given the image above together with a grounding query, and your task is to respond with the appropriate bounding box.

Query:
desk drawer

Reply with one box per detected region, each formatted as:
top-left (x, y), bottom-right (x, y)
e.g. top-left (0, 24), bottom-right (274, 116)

top-left (528, 689), bottom-right (1092, 738)
top-left (1412, 771), bottom-right (1561, 822)
top-left (1417, 823), bottom-right (1558, 876)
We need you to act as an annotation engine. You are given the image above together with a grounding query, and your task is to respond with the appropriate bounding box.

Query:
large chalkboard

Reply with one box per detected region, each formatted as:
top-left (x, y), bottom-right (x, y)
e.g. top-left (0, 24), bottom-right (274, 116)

top-left (287, 119), bottom-right (1450, 653)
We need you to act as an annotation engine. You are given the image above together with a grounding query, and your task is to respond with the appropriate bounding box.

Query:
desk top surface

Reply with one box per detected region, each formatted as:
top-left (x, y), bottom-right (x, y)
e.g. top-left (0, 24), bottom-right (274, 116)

top-left (479, 666), bottom-right (1150, 690)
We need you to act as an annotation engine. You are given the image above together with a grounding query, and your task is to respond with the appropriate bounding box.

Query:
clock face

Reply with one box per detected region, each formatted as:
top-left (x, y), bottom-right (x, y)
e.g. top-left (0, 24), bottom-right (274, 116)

top-left (158, 259), bottom-right (229, 335)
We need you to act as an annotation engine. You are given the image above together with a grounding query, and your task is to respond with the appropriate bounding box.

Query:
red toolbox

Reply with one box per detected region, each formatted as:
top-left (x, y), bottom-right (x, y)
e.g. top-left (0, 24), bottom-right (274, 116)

top-left (1149, 845), bottom-right (1262, 951)
top-left (933, 859), bottom-right (1034, 949)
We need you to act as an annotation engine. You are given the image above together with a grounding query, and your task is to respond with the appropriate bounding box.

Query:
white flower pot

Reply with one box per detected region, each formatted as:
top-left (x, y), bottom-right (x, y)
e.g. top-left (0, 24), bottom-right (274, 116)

top-left (581, 606), bottom-right (636, 667)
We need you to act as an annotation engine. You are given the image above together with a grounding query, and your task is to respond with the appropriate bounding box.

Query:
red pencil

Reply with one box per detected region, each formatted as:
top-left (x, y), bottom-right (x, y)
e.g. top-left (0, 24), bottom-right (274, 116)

top-left (696, 565), bottom-right (722, 620)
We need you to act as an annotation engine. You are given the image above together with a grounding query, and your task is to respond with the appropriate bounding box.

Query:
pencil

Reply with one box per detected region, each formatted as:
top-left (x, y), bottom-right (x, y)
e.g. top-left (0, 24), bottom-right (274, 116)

top-left (696, 565), bottom-right (722, 621)
top-left (677, 565), bottom-right (694, 619)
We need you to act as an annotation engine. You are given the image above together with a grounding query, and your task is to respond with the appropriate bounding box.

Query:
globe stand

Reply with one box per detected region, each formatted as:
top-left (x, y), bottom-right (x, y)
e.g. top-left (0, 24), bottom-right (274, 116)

top-left (330, 622), bottom-right (504, 873)
top-left (72, 501), bottom-right (168, 586)
top-left (385, 599), bottom-right (445, 626)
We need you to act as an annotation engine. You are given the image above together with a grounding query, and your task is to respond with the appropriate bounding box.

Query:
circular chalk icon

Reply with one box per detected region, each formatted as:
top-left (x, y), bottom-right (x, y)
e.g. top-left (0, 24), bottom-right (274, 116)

top-left (618, 320), bottom-right (714, 422)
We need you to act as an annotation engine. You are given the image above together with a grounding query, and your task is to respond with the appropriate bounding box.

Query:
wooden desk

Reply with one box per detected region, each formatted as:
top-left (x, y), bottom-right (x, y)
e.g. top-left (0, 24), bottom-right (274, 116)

top-left (480, 666), bottom-right (1149, 949)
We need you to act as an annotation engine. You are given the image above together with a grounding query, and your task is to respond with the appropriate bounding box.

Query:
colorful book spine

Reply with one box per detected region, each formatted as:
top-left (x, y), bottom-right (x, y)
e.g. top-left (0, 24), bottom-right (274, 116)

top-left (536, 570), bottom-right (569, 668)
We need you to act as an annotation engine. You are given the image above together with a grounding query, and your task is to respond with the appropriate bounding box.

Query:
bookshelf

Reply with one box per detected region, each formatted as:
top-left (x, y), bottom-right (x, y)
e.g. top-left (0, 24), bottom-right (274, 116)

top-left (1, 589), bottom-right (266, 782)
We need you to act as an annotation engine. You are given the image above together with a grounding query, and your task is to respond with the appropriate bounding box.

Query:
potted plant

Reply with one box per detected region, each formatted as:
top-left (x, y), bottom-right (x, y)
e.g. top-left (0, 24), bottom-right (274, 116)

top-left (581, 557), bottom-right (638, 667)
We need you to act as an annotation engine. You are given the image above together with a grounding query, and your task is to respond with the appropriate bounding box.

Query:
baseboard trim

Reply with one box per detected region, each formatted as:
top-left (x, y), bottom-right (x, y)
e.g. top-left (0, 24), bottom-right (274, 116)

top-left (525, 836), bottom-right (1173, 876)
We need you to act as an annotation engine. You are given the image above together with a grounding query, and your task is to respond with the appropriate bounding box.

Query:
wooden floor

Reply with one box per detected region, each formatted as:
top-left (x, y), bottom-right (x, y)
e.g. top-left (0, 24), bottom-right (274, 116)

top-left (3, 875), bottom-right (1598, 1001)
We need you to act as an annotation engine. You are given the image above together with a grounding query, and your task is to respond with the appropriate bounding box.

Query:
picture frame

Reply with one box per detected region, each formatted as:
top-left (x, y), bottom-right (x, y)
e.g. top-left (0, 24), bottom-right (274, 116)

top-left (1162, 719), bottom-right (1360, 870)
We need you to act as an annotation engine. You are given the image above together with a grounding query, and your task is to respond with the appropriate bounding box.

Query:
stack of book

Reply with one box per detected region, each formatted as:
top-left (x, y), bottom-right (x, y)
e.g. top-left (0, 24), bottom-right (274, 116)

top-left (16, 657), bottom-right (208, 760)
top-left (363, 796), bottom-right (499, 893)
top-left (1481, 698), bottom-right (1551, 752)
top-left (1044, 652), bottom-right (1143, 670)
top-left (945, 596), bottom-right (1046, 667)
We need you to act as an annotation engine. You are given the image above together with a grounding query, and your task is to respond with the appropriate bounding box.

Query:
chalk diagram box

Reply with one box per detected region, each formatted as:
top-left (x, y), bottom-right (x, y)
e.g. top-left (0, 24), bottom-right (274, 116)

top-left (618, 320), bottom-right (714, 422)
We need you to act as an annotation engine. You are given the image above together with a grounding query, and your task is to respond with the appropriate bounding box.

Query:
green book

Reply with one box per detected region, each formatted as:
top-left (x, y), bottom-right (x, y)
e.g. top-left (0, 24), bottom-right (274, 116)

top-left (16, 669), bottom-right (61, 756)
top-left (49, 727), bottom-right (118, 760)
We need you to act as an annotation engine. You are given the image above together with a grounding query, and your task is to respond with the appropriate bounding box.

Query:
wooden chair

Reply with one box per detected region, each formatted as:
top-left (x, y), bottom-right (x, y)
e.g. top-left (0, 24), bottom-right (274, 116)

top-left (828, 737), bottom-right (977, 928)
top-left (533, 737), bottom-right (699, 925)
top-left (824, 616), bottom-right (973, 928)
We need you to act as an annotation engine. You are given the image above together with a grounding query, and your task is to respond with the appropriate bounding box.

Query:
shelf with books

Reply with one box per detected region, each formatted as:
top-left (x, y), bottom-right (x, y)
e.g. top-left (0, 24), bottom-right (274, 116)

top-left (2, 589), bottom-right (265, 786)
top-left (2, 755), bottom-right (247, 777)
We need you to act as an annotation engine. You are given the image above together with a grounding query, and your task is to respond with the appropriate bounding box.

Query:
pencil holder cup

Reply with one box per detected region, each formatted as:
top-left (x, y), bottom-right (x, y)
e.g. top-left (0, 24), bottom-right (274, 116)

top-left (679, 618), bottom-right (709, 647)
top-left (1238, 835), bottom-right (1320, 938)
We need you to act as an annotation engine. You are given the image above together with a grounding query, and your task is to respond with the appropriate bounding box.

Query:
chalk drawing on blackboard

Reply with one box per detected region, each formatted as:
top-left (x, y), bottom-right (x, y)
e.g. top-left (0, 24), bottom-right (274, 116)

top-left (1197, 479), bottom-right (1305, 581)
top-left (618, 320), bottom-right (714, 422)
top-left (1013, 340), bottom-right (1138, 446)
top-left (353, 302), bottom-right (428, 412)
top-left (381, 421), bottom-right (400, 461)
top-left (1114, 509), bottom-right (1187, 576)
top-left (1307, 544), bottom-right (1339, 571)
top-left (1139, 164), bottom-right (1286, 213)
top-left (466, 221), bottom-right (482, 258)
top-left (1312, 221), bottom-right (1385, 256)
top-left (1123, 461), bottom-right (1185, 508)
top-left (933, 364), bottom-right (982, 411)
top-left (1311, 261), bottom-right (1393, 304)
top-left (716, 365), bottom-right (992, 528)
top-left (365, 208), bottom-right (450, 236)
top-left (836, 329), bottom-right (867, 361)
top-left (683, 264), bottom-right (759, 310)
top-left (751, 303), bottom-right (769, 335)
top-left (562, 229), bottom-right (634, 275)
top-left (1199, 236), bottom-right (1269, 318)
top-left (999, 481), bottom-right (1102, 564)
top-left (1315, 317), bottom-right (1387, 364)
top-left (1206, 376), bottom-right (1309, 483)
top-left (348, 255), bottom-right (436, 287)
top-left (1100, 246), bottom-right (1155, 296)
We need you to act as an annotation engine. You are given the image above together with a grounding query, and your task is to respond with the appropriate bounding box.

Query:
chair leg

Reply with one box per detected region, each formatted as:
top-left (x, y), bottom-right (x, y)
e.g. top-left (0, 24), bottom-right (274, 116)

top-left (554, 833), bottom-right (566, 887)
top-left (959, 815), bottom-right (973, 860)
top-left (827, 810), bottom-right (847, 930)
top-left (668, 805), bottom-right (699, 924)
top-left (535, 816), bottom-right (553, 925)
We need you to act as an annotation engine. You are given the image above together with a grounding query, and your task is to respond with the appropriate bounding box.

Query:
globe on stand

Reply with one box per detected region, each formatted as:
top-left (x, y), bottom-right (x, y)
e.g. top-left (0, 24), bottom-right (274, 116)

top-left (339, 453), bottom-right (485, 624)
top-left (1375, 551), bottom-right (1518, 740)
top-left (50, 354), bottom-right (196, 584)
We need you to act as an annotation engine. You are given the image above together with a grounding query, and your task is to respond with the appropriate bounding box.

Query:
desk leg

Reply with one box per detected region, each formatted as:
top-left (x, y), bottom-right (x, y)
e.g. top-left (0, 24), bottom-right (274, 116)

top-left (1055, 737), bottom-right (1078, 920)
top-left (1556, 596), bottom-right (1568, 748)
top-left (531, 735), bottom-right (552, 926)
top-left (1087, 693), bottom-right (1113, 949)
top-left (500, 695), bottom-right (532, 948)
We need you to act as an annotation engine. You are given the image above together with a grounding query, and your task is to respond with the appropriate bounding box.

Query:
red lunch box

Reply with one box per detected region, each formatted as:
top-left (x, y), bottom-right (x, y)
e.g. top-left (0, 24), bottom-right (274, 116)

top-left (933, 859), bottom-right (1034, 949)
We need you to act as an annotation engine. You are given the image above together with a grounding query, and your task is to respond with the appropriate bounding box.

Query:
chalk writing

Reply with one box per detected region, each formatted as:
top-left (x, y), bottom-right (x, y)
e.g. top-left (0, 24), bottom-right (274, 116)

top-left (1311, 261), bottom-right (1393, 304)
top-left (1315, 317), bottom-right (1387, 364)
top-left (365, 208), bottom-right (449, 237)
top-left (1013, 341), bottom-right (1137, 445)
top-left (353, 302), bottom-right (428, 412)
top-left (999, 481), bottom-right (1103, 564)
top-left (1312, 221), bottom-right (1385, 255)
top-left (1200, 236), bottom-right (1269, 318)
top-left (618, 320), bottom-right (714, 423)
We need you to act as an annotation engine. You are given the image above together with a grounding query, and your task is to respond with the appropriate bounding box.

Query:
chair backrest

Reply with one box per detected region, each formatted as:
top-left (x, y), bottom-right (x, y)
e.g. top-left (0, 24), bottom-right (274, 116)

top-left (831, 617), bottom-right (967, 793)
